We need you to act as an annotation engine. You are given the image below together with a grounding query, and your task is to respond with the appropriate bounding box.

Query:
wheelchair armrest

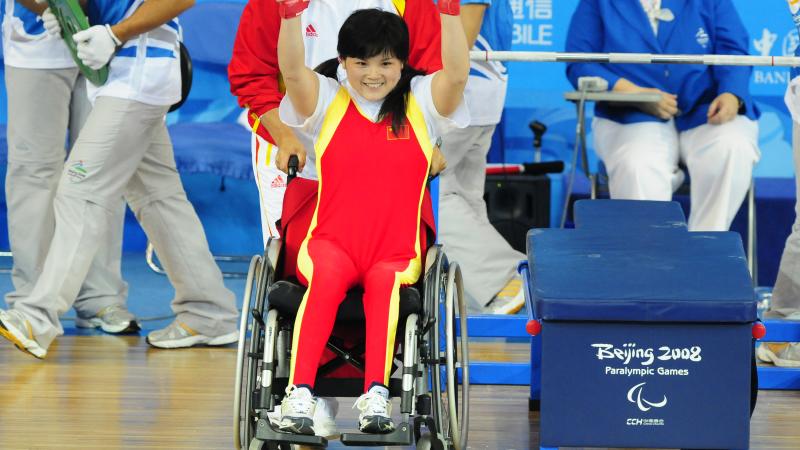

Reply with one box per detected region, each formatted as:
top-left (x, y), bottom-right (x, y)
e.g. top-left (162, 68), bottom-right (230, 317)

top-left (424, 244), bottom-right (444, 275)
top-left (265, 237), bottom-right (282, 272)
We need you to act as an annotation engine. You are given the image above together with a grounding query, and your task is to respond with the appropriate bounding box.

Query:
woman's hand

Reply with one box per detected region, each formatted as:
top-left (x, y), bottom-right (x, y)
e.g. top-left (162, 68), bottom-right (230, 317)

top-left (429, 144), bottom-right (447, 177)
top-left (613, 78), bottom-right (678, 120)
top-left (707, 92), bottom-right (740, 125)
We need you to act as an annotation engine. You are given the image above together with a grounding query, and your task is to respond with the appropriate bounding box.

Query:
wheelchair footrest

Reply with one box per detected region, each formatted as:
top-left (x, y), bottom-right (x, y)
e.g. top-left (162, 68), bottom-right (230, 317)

top-left (340, 422), bottom-right (413, 446)
top-left (254, 419), bottom-right (328, 447)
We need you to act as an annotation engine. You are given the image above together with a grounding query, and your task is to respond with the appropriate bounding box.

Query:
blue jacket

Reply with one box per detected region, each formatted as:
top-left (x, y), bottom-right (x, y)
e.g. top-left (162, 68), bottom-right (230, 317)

top-left (565, 0), bottom-right (759, 131)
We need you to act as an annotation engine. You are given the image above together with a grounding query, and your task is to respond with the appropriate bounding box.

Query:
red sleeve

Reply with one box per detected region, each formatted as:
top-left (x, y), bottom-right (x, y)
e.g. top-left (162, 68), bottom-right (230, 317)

top-left (228, 0), bottom-right (282, 144)
top-left (404, 0), bottom-right (442, 74)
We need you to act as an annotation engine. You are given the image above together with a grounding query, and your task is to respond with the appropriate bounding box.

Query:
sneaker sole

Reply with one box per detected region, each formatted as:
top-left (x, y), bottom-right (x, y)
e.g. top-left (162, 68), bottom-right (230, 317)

top-left (75, 317), bottom-right (141, 334)
top-left (146, 330), bottom-right (239, 349)
top-left (0, 322), bottom-right (45, 359)
top-left (756, 345), bottom-right (800, 368)
top-left (359, 417), bottom-right (396, 434)
top-left (278, 417), bottom-right (315, 435)
top-left (493, 299), bottom-right (525, 315)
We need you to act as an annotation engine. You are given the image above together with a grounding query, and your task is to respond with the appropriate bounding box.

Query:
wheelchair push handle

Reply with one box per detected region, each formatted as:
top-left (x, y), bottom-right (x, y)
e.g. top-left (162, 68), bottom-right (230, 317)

top-left (287, 155), bottom-right (299, 183)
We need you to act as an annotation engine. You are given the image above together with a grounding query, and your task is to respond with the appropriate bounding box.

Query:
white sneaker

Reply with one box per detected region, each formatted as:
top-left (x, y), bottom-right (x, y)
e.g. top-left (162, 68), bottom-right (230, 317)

top-left (75, 304), bottom-right (140, 334)
top-left (487, 277), bottom-right (525, 315)
top-left (146, 321), bottom-right (238, 349)
top-left (267, 397), bottom-right (339, 438)
top-left (756, 342), bottom-right (800, 368)
top-left (354, 384), bottom-right (395, 434)
top-left (278, 385), bottom-right (316, 435)
top-left (0, 309), bottom-right (46, 359)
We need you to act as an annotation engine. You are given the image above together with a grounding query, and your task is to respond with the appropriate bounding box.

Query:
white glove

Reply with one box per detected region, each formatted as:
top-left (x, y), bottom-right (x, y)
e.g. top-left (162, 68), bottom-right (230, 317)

top-left (73, 24), bottom-right (122, 70)
top-left (42, 8), bottom-right (61, 37)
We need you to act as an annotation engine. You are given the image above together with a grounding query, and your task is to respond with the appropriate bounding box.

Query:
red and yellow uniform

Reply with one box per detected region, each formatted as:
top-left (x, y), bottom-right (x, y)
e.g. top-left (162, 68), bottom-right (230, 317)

top-left (282, 73), bottom-right (466, 390)
top-left (228, 0), bottom-right (443, 242)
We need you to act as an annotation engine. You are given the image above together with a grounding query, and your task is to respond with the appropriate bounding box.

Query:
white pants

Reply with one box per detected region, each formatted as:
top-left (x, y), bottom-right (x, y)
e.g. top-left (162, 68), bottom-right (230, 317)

top-left (251, 133), bottom-right (316, 245)
top-left (593, 115), bottom-right (760, 231)
top-left (438, 125), bottom-right (525, 310)
top-left (4, 65), bottom-right (128, 318)
top-left (770, 122), bottom-right (800, 317)
top-left (12, 97), bottom-right (239, 348)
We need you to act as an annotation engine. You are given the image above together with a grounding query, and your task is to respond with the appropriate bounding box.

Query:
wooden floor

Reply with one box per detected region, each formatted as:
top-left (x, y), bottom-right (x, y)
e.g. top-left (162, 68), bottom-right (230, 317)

top-left (1, 336), bottom-right (800, 449)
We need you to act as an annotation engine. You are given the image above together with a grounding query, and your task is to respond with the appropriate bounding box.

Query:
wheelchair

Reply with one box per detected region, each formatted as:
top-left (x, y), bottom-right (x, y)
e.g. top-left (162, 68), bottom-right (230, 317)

top-left (233, 173), bottom-right (470, 450)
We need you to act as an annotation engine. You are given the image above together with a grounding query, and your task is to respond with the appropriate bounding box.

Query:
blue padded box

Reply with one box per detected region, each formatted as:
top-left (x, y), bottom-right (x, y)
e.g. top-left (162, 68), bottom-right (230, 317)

top-left (528, 227), bottom-right (755, 449)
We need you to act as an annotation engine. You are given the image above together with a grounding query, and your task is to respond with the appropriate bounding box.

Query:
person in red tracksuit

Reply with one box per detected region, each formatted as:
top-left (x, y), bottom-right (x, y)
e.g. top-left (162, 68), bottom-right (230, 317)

top-left (273, 1), bottom-right (469, 435)
top-left (228, 0), bottom-right (443, 244)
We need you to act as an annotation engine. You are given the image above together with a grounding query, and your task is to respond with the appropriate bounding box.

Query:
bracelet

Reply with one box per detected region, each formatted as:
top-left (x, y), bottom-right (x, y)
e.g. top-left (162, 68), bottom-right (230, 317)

top-left (278, 0), bottom-right (309, 19)
top-left (438, 0), bottom-right (460, 15)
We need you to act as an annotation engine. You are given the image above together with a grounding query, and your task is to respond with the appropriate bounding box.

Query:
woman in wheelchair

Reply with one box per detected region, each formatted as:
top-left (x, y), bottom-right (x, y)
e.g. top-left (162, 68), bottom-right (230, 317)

top-left (274, 0), bottom-right (468, 436)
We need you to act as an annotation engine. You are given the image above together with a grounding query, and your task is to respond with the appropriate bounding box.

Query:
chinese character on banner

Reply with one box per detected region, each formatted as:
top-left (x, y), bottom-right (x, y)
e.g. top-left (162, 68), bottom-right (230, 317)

top-left (510, 0), bottom-right (525, 20)
top-left (531, 0), bottom-right (553, 20)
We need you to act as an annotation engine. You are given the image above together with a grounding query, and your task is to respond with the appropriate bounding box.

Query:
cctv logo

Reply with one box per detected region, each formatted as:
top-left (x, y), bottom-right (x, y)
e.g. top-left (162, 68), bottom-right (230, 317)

top-left (627, 382), bottom-right (667, 412)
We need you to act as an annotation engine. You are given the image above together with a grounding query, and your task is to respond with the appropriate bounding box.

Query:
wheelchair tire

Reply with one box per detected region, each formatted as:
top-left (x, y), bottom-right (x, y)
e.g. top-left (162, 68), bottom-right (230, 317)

top-left (423, 251), bottom-right (469, 450)
top-left (234, 255), bottom-right (264, 450)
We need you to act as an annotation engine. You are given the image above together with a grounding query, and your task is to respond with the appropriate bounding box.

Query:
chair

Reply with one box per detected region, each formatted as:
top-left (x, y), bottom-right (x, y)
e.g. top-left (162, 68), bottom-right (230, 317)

top-left (233, 177), bottom-right (471, 450)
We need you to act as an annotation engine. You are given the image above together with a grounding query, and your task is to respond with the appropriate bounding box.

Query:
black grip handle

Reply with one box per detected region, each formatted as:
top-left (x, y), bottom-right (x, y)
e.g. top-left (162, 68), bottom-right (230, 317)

top-left (523, 161), bottom-right (564, 175)
top-left (287, 155), bottom-right (299, 183)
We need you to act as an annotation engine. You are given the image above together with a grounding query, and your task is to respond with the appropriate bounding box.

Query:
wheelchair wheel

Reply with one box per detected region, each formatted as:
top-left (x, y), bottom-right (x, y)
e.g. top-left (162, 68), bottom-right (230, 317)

top-left (426, 257), bottom-right (469, 450)
top-left (234, 253), bottom-right (273, 449)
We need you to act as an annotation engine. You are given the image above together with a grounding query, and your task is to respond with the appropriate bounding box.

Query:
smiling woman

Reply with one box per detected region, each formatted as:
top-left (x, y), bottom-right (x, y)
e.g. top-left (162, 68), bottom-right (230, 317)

top-left (273, 1), bottom-right (469, 436)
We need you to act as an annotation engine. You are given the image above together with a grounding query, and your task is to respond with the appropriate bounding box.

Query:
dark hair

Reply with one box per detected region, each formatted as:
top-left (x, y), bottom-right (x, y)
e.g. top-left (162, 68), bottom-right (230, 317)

top-left (314, 9), bottom-right (425, 132)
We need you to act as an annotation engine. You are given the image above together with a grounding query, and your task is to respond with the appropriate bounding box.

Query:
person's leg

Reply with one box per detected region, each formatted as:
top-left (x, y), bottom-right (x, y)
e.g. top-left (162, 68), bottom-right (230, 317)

top-left (678, 116), bottom-right (759, 231)
top-left (592, 117), bottom-right (680, 201)
top-left (1, 97), bottom-right (160, 355)
top-left (757, 122), bottom-right (800, 368)
top-left (768, 121), bottom-right (800, 317)
top-left (66, 75), bottom-right (134, 330)
top-left (280, 238), bottom-right (358, 434)
top-left (123, 120), bottom-right (239, 345)
top-left (438, 125), bottom-right (524, 311)
top-left (3, 66), bottom-right (74, 307)
top-left (357, 259), bottom-right (416, 434)
top-left (252, 134), bottom-right (283, 242)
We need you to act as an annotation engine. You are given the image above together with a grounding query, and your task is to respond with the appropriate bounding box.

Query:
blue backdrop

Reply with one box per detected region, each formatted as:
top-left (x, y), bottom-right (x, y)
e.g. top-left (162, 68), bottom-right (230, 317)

top-left (0, 0), bottom-right (796, 284)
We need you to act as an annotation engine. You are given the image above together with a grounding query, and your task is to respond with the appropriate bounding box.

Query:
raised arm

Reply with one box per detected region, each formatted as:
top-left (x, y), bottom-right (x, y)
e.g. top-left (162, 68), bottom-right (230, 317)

top-left (276, 0), bottom-right (319, 119)
top-left (431, 0), bottom-right (469, 118)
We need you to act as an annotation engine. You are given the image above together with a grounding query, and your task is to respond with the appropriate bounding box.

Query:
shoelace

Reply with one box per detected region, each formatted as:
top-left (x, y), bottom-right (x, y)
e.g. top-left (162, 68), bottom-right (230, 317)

top-left (354, 392), bottom-right (389, 416)
top-left (284, 385), bottom-right (314, 415)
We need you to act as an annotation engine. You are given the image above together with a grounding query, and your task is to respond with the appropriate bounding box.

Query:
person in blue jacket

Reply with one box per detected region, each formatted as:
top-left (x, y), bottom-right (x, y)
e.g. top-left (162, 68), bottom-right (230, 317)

top-left (565, 0), bottom-right (761, 231)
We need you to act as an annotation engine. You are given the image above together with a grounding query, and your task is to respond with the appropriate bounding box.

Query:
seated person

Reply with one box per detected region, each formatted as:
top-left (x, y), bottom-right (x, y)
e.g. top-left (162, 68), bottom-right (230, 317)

top-left (273, 0), bottom-right (468, 434)
top-left (565, 0), bottom-right (760, 231)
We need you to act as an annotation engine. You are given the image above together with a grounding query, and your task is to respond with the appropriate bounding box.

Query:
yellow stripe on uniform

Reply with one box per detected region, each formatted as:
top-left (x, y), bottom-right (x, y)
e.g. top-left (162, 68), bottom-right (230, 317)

top-left (288, 87), bottom-right (352, 385)
top-left (383, 273), bottom-right (403, 384)
top-left (392, 93), bottom-right (433, 285)
top-left (392, 0), bottom-right (406, 16)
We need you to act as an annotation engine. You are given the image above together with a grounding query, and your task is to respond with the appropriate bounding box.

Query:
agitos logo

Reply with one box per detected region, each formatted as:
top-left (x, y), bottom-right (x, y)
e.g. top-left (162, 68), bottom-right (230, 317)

top-left (627, 382), bottom-right (667, 412)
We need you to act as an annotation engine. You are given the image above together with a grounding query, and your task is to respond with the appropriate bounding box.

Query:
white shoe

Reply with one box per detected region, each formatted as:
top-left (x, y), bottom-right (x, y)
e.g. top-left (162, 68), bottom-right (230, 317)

top-left (267, 396), bottom-right (338, 438)
top-left (487, 277), bottom-right (525, 315)
top-left (146, 320), bottom-right (238, 349)
top-left (756, 342), bottom-right (800, 368)
top-left (278, 385), bottom-right (317, 435)
top-left (75, 304), bottom-right (140, 334)
top-left (0, 309), bottom-right (47, 359)
top-left (354, 384), bottom-right (395, 434)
